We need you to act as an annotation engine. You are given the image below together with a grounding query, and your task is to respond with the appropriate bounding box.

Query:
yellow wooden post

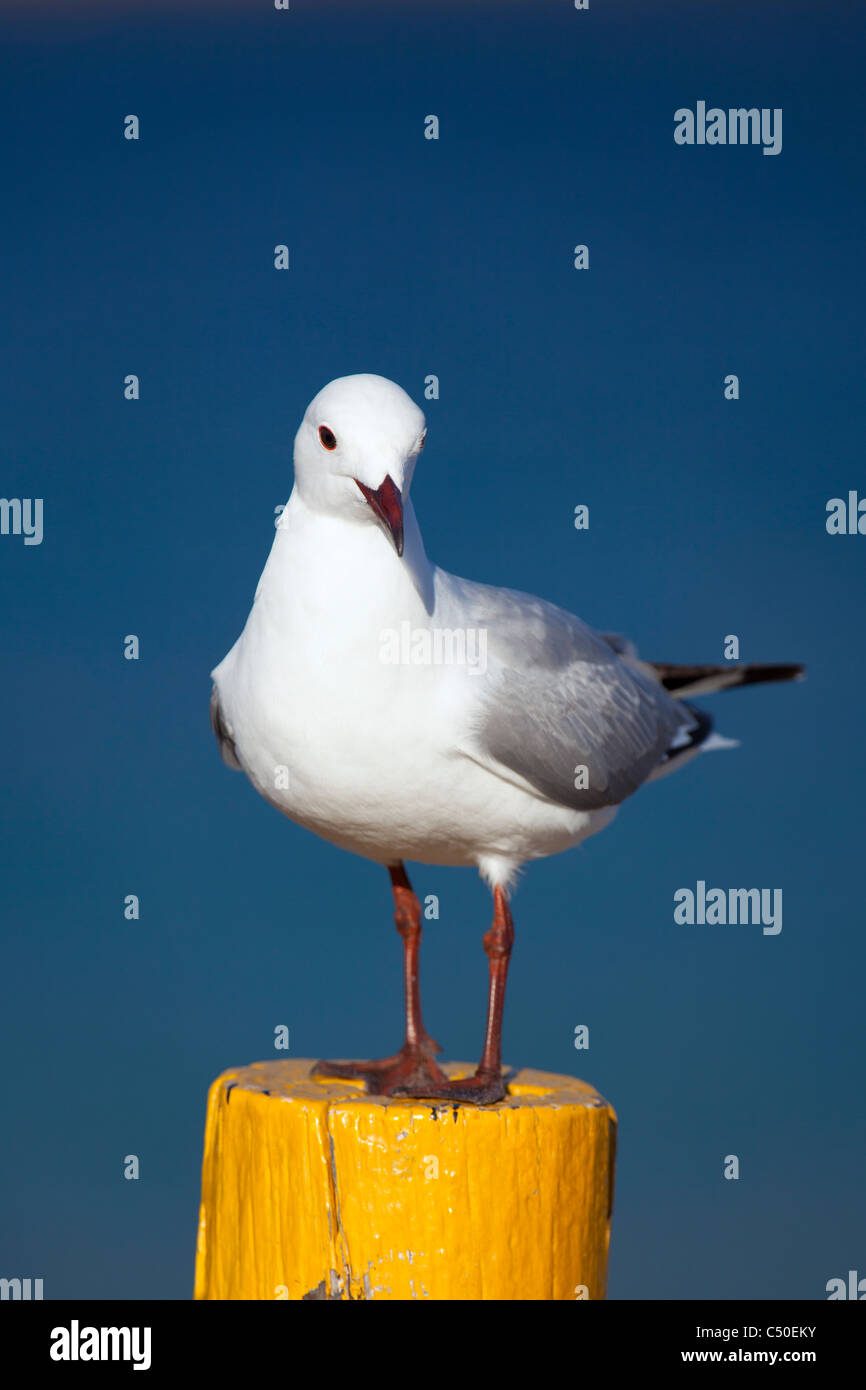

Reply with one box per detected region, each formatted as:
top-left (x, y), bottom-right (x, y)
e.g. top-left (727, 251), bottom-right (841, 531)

top-left (194, 1059), bottom-right (617, 1301)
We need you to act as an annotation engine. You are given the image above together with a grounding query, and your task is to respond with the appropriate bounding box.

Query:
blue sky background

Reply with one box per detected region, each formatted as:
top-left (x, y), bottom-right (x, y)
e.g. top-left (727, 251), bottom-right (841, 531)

top-left (1, 0), bottom-right (863, 1300)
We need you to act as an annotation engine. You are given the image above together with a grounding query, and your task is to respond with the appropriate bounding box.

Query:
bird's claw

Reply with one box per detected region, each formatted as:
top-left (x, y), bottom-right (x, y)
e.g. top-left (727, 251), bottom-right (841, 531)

top-left (311, 1043), bottom-right (449, 1096)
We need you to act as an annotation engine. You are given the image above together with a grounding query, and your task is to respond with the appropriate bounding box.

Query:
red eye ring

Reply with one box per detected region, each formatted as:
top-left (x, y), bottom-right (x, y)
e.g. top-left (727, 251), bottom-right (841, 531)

top-left (319, 425), bottom-right (337, 450)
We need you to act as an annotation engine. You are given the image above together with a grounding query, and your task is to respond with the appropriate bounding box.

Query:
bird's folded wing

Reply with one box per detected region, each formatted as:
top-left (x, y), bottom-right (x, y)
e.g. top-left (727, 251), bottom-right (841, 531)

top-left (444, 575), bottom-right (690, 812)
top-left (210, 685), bottom-right (244, 771)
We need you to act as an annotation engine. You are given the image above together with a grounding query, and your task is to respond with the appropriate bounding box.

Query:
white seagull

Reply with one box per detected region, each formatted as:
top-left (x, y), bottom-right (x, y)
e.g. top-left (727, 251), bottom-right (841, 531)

top-left (211, 374), bottom-right (802, 1103)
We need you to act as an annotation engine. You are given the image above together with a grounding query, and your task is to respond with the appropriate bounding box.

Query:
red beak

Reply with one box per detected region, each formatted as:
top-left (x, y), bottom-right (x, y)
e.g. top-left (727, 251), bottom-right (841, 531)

top-left (355, 474), bottom-right (404, 557)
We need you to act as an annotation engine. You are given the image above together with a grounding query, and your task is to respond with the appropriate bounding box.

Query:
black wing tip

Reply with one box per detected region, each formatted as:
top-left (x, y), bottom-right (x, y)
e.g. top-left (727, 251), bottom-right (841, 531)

top-left (653, 661), bottom-right (806, 693)
top-left (738, 662), bottom-right (806, 686)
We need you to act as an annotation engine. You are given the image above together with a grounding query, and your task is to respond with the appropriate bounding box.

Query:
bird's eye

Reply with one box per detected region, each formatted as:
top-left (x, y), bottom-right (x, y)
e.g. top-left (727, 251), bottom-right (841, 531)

top-left (318, 425), bottom-right (337, 450)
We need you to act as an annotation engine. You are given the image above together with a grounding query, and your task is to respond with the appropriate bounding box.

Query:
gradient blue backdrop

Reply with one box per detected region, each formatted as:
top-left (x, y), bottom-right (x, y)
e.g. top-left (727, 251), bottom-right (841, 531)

top-left (2, 0), bottom-right (863, 1300)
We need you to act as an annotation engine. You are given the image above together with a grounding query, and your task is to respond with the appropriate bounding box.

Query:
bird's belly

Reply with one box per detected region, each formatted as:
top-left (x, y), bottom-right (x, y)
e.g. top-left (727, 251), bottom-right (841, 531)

top-left (217, 636), bottom-right (609, 868)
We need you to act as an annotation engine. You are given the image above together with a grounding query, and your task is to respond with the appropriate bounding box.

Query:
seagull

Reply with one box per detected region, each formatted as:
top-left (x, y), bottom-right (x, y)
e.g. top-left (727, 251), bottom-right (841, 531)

top-left (211, 374), bottom-right (803, 1104)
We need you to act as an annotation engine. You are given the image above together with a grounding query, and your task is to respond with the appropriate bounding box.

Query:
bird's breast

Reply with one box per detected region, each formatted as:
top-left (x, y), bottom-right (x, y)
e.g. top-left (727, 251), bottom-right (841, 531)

top-left (218, 579), bottom-right (484, 829)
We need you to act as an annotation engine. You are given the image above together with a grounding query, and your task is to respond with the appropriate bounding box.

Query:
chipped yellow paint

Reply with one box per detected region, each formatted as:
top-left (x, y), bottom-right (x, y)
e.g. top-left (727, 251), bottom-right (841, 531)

top-left (194, 1059), bottom-right (616, 1301)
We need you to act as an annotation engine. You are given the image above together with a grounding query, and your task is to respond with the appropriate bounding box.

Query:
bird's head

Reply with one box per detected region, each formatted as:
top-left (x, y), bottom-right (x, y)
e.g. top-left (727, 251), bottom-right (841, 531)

top-left (292, 374), bottom-right (427, 557)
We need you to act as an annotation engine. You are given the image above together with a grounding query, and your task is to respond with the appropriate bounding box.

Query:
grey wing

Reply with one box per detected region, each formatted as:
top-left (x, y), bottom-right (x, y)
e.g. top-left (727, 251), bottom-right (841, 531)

top-left (451, 579), bottom-right (693, 811)
top-left (210, 685), bottom-right (243, 771)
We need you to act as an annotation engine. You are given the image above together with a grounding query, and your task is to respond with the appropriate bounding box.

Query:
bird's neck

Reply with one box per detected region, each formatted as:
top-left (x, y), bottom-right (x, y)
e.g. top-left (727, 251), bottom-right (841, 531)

top-left (259, 489), bottom-right (436, 621)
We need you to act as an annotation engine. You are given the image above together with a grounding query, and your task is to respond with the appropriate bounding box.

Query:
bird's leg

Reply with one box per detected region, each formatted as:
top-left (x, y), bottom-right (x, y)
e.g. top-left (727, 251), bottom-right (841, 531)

top-left (389, 886), bottom-right (513, 1105)
top-left (390, 862), bottom-right (442, 1058)
top-left (476, 885), bottom-right (514, 1083)
top-left (312, 863), bottom-right (448, 1093)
